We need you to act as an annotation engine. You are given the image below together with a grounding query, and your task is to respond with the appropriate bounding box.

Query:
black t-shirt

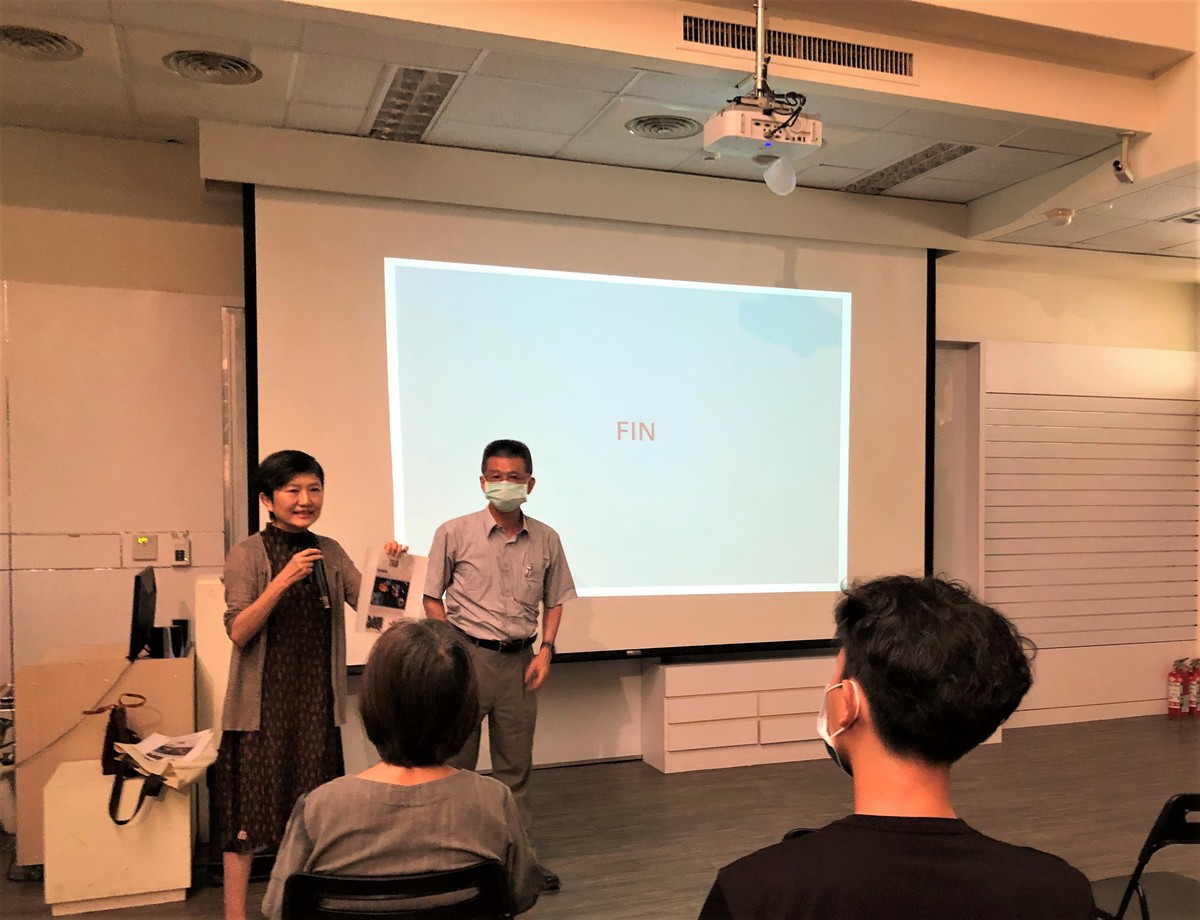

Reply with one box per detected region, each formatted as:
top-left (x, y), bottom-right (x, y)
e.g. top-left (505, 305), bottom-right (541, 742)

top-left (699, 814), bottom-right (1095, 920)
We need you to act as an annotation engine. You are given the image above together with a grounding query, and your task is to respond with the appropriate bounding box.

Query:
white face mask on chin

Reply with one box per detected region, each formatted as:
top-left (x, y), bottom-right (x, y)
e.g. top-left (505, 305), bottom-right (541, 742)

top-left (815, 679), bottom-right (860, 777)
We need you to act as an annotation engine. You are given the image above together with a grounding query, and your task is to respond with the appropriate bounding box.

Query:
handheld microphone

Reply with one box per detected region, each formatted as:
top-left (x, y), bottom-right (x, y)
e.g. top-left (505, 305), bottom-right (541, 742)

top-left (312, 558), bottom-right (332, 610)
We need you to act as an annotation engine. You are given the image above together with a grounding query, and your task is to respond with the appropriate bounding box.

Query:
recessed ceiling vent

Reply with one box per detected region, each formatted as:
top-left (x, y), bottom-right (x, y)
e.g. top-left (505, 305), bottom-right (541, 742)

top-left (370, 67), bottom-right (460, 143)
top-left (0, 25), bottom-right (83, 61)
top-left (843, 142), bottom-right (978, 195)
top-left (162, 50), bottom-right (262, 85)
top-left (625, 114), bottom-right (703, 140)
top-left (682, 15), bottom-right (913, 78)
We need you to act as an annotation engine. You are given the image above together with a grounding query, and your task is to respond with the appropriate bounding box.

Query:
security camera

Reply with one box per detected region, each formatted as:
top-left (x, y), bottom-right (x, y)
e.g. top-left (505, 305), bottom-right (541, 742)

top-left (1112, 159), bottom-right (1134, 184)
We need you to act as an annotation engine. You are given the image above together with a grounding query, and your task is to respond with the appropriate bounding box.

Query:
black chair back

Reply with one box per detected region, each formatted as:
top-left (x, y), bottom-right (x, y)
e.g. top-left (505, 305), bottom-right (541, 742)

top-left (1111, 793), bottom-right (1200, 920)
top-left (280, 860), bottom-right (514, 920)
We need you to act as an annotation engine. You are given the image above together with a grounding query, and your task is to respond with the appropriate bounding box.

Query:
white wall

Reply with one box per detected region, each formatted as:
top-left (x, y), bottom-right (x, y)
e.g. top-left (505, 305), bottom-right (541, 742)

top-left (935, 259), bottom-right (1199, 726)
top-left (0, 128), bottom-right (242, 686)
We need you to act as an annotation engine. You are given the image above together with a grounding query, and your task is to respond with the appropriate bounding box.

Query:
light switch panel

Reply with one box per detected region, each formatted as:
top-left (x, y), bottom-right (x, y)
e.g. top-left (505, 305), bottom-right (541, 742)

top-left (131, 533), bottom-right (158, 562)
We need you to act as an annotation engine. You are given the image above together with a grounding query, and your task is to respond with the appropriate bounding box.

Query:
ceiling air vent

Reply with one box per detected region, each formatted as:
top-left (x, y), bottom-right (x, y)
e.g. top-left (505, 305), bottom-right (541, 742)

top-left (625, 114), bottom-right (703, 140)
top-left (843, 143), bottom-right (978, 195)
top-left (0, 25), bottom-right (83, 61)
top-left (370, 68), bottom-right (460, 143)
top-left (682, 15), bottom-right (913, 78)
top-left (1165, 209), bottom-right (1200, 225)
top-left (163, 50), bottom-right (262, 85)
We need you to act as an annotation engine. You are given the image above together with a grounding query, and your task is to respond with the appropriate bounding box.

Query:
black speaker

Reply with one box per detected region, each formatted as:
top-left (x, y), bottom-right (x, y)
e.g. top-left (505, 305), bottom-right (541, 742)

top-left (147, 626), bottom-right (174, 658)
top-left (170, 618), bottom-right (190, 657)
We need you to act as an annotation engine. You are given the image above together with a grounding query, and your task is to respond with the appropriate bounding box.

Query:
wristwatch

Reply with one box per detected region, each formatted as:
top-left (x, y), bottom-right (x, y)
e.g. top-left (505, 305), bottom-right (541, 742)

top-left (540, 641), bottom-right (556, 659)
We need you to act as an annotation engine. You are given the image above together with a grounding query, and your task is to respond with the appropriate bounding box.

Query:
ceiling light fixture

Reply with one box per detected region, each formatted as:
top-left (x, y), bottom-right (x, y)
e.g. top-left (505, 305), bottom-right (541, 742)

top-left (0, 25), bottom-right (82, 61)
top-left (369, 67), bottom-right (460, 143)
top-left (1044, 207), bottom-right (1075, 228)
top-left (162, 50), bottom-right (262, 85)
top-left (756, 155), bottom-right (796, 196)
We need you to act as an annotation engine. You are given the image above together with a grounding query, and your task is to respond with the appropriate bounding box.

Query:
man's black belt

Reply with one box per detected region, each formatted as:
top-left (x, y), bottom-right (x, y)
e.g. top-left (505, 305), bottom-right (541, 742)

top-left (455, 629), bottom-right (536, 654)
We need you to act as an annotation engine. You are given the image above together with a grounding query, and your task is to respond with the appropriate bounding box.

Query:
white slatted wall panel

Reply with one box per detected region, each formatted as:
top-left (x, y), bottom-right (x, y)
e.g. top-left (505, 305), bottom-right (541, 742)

top-left (985, 393), bottom-right (1199, 649)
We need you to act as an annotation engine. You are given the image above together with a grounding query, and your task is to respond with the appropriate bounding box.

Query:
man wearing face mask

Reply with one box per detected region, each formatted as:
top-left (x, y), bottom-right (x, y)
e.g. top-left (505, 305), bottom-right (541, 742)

top-left (698, 575), bottom-right (1094, 920)
top-left (423, 439), bottom-right (576, 892)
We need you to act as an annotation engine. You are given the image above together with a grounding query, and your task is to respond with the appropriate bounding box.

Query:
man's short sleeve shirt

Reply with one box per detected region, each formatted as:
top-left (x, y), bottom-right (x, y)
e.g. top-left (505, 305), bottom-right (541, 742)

top-left (424, 508), bottom-right (577, 641)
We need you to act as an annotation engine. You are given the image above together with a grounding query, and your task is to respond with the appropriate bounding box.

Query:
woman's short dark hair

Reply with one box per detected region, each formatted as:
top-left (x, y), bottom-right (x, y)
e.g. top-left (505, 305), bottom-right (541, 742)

top-left (359, 619), bottom-right (479, 768)
top-left (834, 574), bottom-right (1034, 765)
top-left (256, 450), bottom-right (324, 497)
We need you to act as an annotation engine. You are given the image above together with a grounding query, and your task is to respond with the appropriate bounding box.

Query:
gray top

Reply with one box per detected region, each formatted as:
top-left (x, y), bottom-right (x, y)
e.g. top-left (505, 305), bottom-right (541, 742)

top-left (424, 508), bottom-right (577, 642)
top-left (261, 771), bottom-right (542, 919)
top-left (221, 531), bottom-right (360, 731)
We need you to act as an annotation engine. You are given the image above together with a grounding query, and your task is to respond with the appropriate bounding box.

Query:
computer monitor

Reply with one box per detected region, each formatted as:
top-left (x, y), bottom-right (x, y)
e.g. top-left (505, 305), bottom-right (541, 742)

top-left (127, 566), bottom-right (157, 661)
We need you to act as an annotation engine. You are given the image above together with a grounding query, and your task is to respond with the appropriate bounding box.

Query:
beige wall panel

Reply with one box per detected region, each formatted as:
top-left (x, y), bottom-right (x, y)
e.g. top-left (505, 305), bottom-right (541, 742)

top-left (937, 267), bottom-right (1196, 350)
top-left (6, 283), bottom-right (226, 534)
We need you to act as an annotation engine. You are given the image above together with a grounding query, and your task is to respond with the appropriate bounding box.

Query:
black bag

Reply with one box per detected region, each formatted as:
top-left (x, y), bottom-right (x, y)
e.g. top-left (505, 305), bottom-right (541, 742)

top-left (106, 760), bottom-right (166, 826)
top-left (83, 692), bottom-right (146, 776)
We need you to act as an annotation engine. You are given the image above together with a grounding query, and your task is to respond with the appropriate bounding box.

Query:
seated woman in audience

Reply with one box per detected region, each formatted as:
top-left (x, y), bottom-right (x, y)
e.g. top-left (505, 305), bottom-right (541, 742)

top-left (262, 618), bottom-right (542, 919)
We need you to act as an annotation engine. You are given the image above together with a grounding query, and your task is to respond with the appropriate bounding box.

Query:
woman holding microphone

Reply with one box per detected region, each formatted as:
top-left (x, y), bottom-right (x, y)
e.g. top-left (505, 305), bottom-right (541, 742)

top-left (212, 450), bottom-right (402, 920)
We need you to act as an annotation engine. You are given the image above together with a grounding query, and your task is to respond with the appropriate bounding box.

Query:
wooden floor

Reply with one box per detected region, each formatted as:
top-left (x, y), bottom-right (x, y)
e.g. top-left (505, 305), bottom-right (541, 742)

top-left (3, 715), bottom-right (1198, 919)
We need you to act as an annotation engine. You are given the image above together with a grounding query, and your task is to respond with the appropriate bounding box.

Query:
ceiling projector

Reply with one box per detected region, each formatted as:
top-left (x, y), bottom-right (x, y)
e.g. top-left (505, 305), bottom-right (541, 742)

top-left (703, 104), bottom-right (823, 160)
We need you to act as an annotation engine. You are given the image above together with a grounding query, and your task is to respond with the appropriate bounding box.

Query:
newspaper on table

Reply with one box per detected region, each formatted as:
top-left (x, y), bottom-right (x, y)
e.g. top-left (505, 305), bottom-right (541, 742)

top-left (356, 544), bottom-right (428, 635)
top-left (113, 729), bottom-right (218, 790)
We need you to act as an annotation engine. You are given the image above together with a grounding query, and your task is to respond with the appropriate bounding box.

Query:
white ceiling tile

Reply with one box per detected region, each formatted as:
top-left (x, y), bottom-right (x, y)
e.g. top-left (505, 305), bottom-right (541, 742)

top-left (111, 0), bottom-right (305, 49)
top-left (803, 94), bottom-right (904, 131)
top-left (475, 50), bottom-right (634, 93)
top-left (123, 26), bottom-right (251, 69)
top-left (821, 132), bottom-right (939, 171)
top-left (996, 212), bottom-right (1144, 245)
top-left (1157, 240), bottom-right (1200, 258)
top-left (883, 175), bottom-right (1002, 203)
top-left (437, 74), bottom-right (612, 134)
top-left (0, 15), bottom-right (120, 68)
top-left (557, 97), bottom-right (704, 170)
top-left (132, 80), bottom-right (287, 125)
top-left (1003, 126), bottom-right (1115, 157)
top-left (0, 69), bottom-right (129, 113)
top-left (1167, 172), bottom-right (1200, 189)
top-left (1080, 181), bottom-right (1200, 221)
top-left (424, 120), bottom-right (570, 157)
top-left (886, 109), bottom-right (1025, 145)
top-left (928, 146), bottom-right (1075, 184)
top-left (293, 53), bottom-right (386, 108)
top-left (1071, 221), bottom-right (1200, 254)
top-left (625, 72), bottom-right (740, 109)
top-left (1, 1), bottom-right (113, 21)
top-left (126, 39), bottom-right (297, 104)
top-left (301, 22), bottom-right (481, 71)
top-left (793, 164), bottom-right (863, 190)
top-left (286, 102), bottom-right (366, 135)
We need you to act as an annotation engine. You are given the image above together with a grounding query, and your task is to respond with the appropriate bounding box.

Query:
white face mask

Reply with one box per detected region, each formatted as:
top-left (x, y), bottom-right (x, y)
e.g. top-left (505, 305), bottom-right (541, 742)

top-left (484, 480), bottom-right (528, 513)
top-left (816, 679), bottom-right (860, 776)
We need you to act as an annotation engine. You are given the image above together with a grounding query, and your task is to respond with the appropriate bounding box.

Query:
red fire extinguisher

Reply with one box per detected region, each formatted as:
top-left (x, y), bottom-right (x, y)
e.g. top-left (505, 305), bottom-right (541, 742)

top-left (1168, 659), bottom-right (1189, 718)
top-left (1189, 659), bottom-right (1200, 718)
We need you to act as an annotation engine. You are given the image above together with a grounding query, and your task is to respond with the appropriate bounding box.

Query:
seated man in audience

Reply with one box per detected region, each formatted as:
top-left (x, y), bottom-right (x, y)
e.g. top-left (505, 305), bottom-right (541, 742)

top-left (699, 574), bottom-right (1095, 920)
top-left (262, 619), bottom-right (542, 919)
